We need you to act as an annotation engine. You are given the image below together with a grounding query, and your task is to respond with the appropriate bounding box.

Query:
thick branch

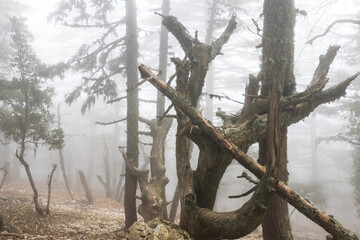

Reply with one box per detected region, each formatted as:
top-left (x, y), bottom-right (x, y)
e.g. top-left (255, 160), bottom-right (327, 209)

top-left (310, 45), bottom-right (340, 86)
top-left (210, 15), bottom-right (237, 59)
top-left (120, 150), bottom-right (149, 186)
top-left (138, 64), bottom-right (359, 239)
top-left (307, 19), bottom-right (360, 45)
top-left (162, 16), bottom-right (194, 52)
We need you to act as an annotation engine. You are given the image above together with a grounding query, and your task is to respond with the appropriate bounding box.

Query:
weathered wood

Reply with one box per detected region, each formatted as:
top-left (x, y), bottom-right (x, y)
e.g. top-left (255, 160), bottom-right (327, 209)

top-left (138, 65), bottom-right (360, 240)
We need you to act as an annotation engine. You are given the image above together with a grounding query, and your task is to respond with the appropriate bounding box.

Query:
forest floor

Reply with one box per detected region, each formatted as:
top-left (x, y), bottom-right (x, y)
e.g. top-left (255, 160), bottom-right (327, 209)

top-left (0, 181), bottom-right (324, 240)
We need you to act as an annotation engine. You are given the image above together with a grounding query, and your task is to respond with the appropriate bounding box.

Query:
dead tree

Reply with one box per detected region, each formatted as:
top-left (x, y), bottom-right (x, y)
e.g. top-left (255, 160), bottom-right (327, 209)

top-left (0, 163), bottom-right (8, 190)
top-left (96, 143), bottom-right (112, 198)
top-left (78, 170), bottom-right (94, 204)
top-left (46, 164), bottom-right (57, 215)
top-left (136, 1), bottom-right (360, 239)
top-left (139, 63), bottom-right (359, 239)
top-left (121, 116), bottom-right (173, 222)
top-left (57, 105), bottom-right (74, 200)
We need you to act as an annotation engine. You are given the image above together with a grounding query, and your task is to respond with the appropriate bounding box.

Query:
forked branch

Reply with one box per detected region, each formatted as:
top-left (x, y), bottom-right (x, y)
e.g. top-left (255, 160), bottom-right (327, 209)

top-left (138, 64), bottom-right (359, 240)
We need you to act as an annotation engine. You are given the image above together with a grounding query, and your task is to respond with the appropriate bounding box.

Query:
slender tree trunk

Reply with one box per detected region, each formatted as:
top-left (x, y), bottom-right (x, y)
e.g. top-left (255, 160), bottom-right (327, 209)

top-left (46, 164), bottom-right (57, 215)
top-left (156, 0), bottom-right (171, 220)
top-left (310, 113), bottom-right (319, 182)
top-left (157, 0), bottom-right (170, 124)
top-left (78, 170), bottom-right (94, 204)
top-left (104, 144), bottom-right (112, 198)
top-left (124, 0), bottom-right (139, 228)
top-left (16, 149), bottom-right (44, 216)
top-left (57, 105), bottom-right (74, 200)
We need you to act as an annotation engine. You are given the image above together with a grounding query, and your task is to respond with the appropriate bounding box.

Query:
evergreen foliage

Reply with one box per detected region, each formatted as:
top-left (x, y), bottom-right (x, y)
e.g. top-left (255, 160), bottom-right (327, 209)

top-left (49, 0), bottom-right (125, 113)
top-left (0, 17), bottom-right (64, 151)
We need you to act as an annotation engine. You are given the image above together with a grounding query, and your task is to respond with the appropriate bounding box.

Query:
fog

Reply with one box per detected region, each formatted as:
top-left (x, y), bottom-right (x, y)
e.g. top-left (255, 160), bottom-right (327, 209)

top-left (0, 0), bottom-right (360, 239)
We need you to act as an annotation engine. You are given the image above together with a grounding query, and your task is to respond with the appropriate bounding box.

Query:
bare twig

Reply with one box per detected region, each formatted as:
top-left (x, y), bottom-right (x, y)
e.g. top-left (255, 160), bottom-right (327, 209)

top-left (317, 134), bottom-right (360, 147)
top-left (158, 103), bottom-right (174, 121)
top-left (228, 186), bottom-right (257, 199)
top-left (107, 96), bottom-right (126, 104)
top-left (247, 18), bottom-right (270, 41)
top-left (208, 93), bottom-right (243, 104)
top-left (307, 19), bottom-right (360, 45)
top-left (140, 98), bottom-right (157, 103)
top-left (237, 172), bottom-right (259, 185)
top-left (95, 117), bottom-right (127, 126)
top-left (127, 77), bottom-right (152, 92)
top-left (64, 19), bottom-right (124, 28)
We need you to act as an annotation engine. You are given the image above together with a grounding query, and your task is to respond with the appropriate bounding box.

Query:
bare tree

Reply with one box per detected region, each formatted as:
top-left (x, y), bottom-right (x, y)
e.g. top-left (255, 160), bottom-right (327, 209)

top-left (138, 0), bottom-right (360, 237)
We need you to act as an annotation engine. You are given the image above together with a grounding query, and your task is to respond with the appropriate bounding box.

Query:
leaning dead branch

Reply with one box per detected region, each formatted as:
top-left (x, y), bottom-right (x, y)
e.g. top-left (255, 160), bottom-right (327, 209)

top-left (78, 170), bottom-right (94, 204)
top-left (138, 64), bottom-right (360, 240)
top-left (0, 163), bottom-right (9, 190)
top-left (307, 19), bottom-right (360, 45)
top-left (46, 164), bottom-right (57, 215)
top-left (228, 186), bottom-right (257, 199)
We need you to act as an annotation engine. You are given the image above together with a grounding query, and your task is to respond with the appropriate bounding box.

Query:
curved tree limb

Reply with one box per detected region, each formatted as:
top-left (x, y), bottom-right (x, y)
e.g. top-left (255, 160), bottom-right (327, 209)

top-left (307, 19), bottom-right (360, 45)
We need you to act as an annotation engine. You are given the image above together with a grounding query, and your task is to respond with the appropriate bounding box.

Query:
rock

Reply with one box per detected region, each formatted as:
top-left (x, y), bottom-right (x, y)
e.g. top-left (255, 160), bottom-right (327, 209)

top-left (127, 218), bottom-right (193, 240)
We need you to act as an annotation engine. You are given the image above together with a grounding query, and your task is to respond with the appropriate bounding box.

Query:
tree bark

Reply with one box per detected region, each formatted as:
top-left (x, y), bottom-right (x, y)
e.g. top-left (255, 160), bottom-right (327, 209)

top-left (261, 131), bottom-right (293, 240)
top-left (124, 0), bottom-right (139, 228)
top-left (78, 170), bottom-right (94, 204)
top-left (260, 0), bottom-right (295, 238)
top-left (16, 150), bottom-right (44, 216)
top-left (169, 183), bottom-right (180, 222)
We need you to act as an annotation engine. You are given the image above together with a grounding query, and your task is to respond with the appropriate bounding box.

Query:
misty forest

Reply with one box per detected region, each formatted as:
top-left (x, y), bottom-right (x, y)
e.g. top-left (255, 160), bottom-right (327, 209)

top-left (1, 0), bottom-right (360, 239)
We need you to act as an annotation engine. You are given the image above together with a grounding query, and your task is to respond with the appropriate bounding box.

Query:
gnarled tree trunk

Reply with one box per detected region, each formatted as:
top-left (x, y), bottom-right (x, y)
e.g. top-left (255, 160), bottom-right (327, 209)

top-left (259, 0), bottom-right (295, 239)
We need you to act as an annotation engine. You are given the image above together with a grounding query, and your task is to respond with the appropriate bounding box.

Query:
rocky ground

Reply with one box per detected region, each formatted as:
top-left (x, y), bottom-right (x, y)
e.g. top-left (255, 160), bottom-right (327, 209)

top-left (0, 181), bottom-right (324, 239)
